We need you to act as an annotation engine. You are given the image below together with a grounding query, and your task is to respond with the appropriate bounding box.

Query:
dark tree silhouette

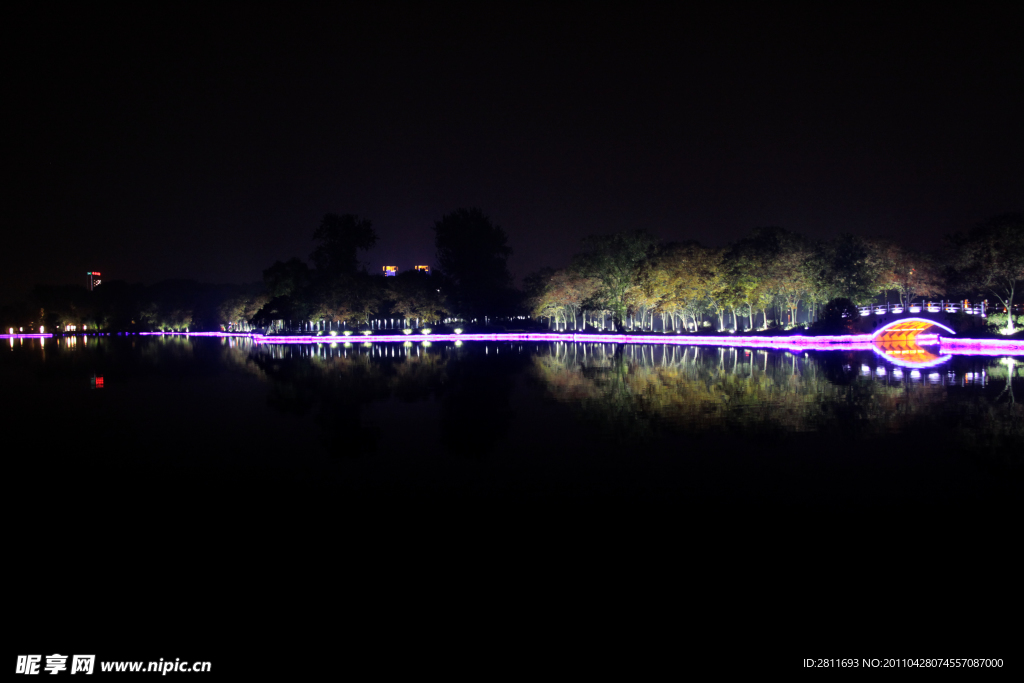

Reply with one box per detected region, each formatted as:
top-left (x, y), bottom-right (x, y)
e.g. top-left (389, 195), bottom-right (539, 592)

top-left (386, 269), bottom-right (448, 324)
top-left (263, 257), bottom-right (312, 298)
top-left (311, 213), bottom-right (377, 278)
top-left (432, 208), bottom-right (514, 320)
top-left (948, 213), bottom-right (1024, 332)
top-left (813, 297), bottom-right (861, 334)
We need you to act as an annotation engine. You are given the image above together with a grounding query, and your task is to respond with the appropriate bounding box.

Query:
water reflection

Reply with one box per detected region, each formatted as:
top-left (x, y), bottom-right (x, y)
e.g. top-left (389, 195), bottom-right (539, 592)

top-left (242, 341), bottom-right (524, 457)
top-left (5, 336), bottom-right (1022, 467)
top-left (237, 339), bottom-right (1022, 463)
top-left (872, 339), bottom-right (949, 367)
top-left (527, 342), bottom-right (1022, 460)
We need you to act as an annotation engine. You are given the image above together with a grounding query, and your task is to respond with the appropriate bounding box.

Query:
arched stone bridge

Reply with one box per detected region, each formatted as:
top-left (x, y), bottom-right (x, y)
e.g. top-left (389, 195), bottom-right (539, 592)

top-left (855, 302), bottom-right (986, 338)
top-left (859, 303), bottom-right (987, 366)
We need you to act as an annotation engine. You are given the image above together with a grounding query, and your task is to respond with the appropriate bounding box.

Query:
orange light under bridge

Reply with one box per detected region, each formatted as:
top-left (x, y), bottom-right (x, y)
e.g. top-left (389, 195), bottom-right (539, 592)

top-left (871, 317), bottom-right (955, 343)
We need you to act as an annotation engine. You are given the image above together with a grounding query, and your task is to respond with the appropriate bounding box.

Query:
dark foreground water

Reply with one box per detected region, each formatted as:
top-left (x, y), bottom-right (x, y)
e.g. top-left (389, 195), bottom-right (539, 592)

top-left (8, 335), bottom-right (1021, 668)
top-left (7, 335), bottom-right (1019, 504)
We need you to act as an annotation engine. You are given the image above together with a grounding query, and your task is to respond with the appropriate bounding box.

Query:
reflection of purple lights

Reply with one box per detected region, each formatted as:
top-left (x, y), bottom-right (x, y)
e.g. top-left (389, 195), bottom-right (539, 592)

top-left (938, 336), bottom-right (1024, 352)
top-left (871, 347), bottom-right (953, 368)
top-left (0, 334), bottom-right (53, 339)
top-left (91, 330), bottom-right (1023, 360)
top-left (253, 332), bottom-right (879, 350)
top-left (250, 330), bottom-right (1012, 370)
top-left (936, 348), bottom-right (1024, 357)
top-left (139, 331), bottom-right (253, 337)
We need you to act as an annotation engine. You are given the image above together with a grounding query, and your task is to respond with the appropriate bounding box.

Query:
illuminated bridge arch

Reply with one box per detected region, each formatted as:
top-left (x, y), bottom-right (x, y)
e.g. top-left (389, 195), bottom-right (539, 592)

top-left (871, 317), bottom-right (956, 342)
top-left (871, 318), bottom-right (955, 366)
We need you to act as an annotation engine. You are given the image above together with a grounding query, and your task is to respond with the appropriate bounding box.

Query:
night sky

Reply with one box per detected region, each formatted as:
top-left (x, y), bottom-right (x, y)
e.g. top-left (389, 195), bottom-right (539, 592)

top-left (4, 6), bottom-right (1021, 304)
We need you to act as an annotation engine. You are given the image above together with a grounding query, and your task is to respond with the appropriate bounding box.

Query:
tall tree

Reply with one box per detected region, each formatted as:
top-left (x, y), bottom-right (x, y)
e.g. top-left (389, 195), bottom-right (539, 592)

top-left (769, 245), bottom-right (814, 325)
top-left (386, 269), bottom-right (449, 325)
top-left (432, 208), bottom-right (514, 320)
top-left (531, 268), bottom-right (599, 330)
top-left (729, 227), bottom-right (813, 326)
top-left (523, 266), bottom-right (557, 323)
top-left (947, 213), bottom-right (1024, 331)
top-left (646, 241), bottom-right (713, 331)
top-left (217, 286), bottom-right (270, 330)
top-left (808, 233), bottom-right (886, 306)
top-left (875, 240), bottom-right (944, 306)
top-left (689, 247), bottom-right (729, 330)
top-left (263, 257), bottom-right (312, 298)
top-left (311, 213), bottom-right (377, 278)
top-left (723, 242), bottom-right (767, 330)
top-left (574, 230), bottom-right (657, 329)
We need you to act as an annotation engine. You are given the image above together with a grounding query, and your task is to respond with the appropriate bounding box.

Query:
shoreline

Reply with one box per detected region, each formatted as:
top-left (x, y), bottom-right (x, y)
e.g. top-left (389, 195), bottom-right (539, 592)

top-left (5, 330), bottom-right (1024, 354)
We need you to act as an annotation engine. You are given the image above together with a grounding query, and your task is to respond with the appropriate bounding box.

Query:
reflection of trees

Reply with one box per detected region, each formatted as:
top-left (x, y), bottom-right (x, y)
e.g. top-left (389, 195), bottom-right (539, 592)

top-left (246, 348), bottom-right (434, 455)
top-left (227, 340), bottom-right (1022, 467)
top-left (139, 334), bottom-right (196, 365)
top-left (988, 358), bottom-right (1019, 406)
top-left (241, 344), bottom-right (526, 458)
top-left (530, 343), bottom-right (999, 444)
top-left (954, 358), bottom-right (1023, 470)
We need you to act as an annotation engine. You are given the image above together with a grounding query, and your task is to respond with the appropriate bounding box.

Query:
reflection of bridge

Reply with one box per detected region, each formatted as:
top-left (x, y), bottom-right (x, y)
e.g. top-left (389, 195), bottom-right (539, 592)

top-left (872, 337), bottom-right (950, 367)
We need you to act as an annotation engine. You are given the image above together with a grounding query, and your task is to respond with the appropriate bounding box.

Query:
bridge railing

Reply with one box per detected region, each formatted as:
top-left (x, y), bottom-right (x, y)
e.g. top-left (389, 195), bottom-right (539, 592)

top-left (858, 301), bottom-right (987, 317)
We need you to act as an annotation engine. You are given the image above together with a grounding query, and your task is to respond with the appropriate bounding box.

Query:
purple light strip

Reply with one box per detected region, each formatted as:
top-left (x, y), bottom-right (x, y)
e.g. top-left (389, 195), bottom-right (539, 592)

top-left (253, 332), bottom-right (881, 350)
top-left (102, 330), bottom-right (1022, 353)
top-left (9, 329), bottom-right (1014, 363)
top-left (252, 332), bottom-right (968, 367)
top-left (138, 331), bottom-right (254, 337)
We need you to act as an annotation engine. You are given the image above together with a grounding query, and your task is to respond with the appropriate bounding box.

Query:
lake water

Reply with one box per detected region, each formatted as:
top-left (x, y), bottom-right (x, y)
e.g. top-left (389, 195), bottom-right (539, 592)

top-left (8, 334), bottom-right (1020, 661)
top-left (7, 333), bottom-right (1020, 509)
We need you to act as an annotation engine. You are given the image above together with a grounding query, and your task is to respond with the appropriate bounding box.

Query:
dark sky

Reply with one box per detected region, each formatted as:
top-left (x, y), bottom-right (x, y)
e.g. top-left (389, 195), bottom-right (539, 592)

top-left (4, 6), bottom-right (1021, 303)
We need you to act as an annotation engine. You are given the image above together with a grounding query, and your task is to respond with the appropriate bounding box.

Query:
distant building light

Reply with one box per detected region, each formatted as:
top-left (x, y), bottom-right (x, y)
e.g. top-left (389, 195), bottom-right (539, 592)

top-left (414, 265), bottom-right (430, 274)
top-left (383, 266), bottom-right (397, 277)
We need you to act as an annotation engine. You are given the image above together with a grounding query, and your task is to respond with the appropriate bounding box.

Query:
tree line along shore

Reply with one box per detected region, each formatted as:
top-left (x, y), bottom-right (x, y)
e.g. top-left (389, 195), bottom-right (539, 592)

top-left (3, 210), bottom-right (1021, 337)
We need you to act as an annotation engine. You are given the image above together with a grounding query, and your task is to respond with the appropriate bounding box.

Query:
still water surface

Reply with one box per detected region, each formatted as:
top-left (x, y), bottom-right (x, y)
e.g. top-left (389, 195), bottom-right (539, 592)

top-left (5, 335), bottom-right (1020, 509)
top-left (9, 334), bottom-right (1019, 660)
